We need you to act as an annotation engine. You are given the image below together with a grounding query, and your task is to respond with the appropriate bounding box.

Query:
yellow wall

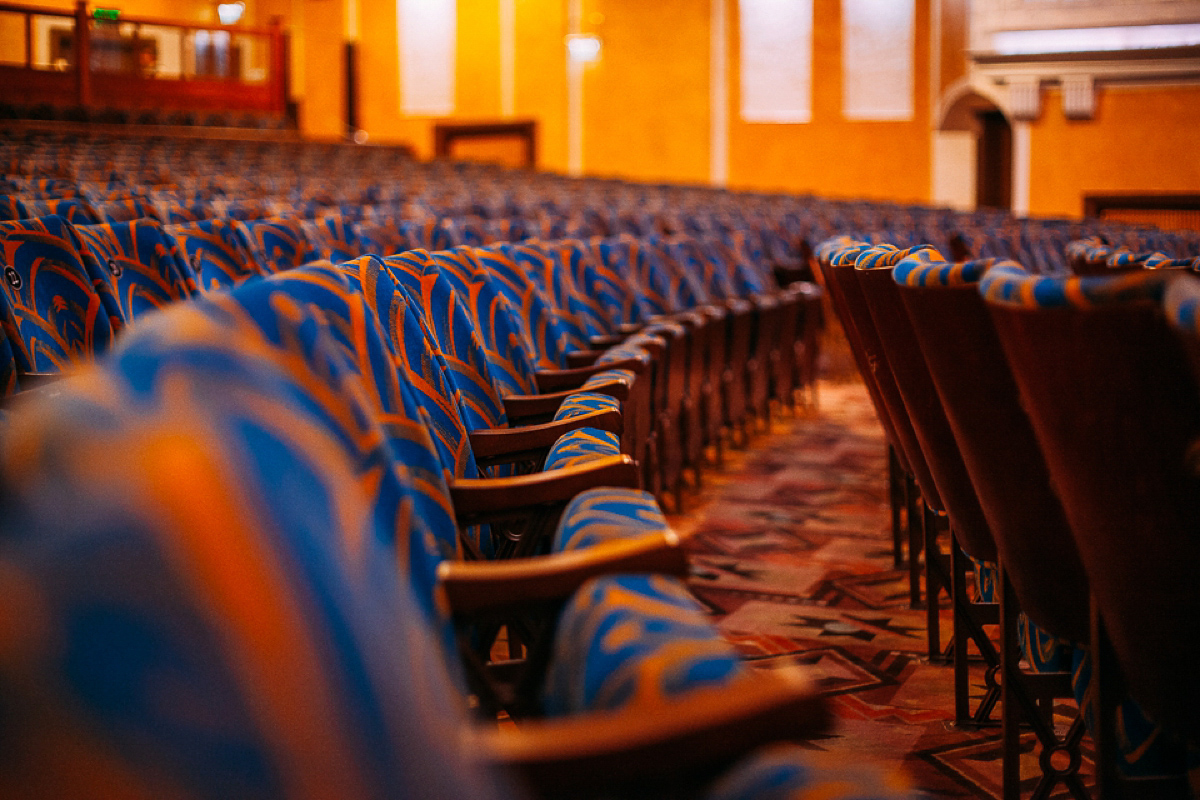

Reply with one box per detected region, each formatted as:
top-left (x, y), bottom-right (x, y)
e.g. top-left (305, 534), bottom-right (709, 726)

top-left (727, 0), bottom-right (933, 202)
top-left (1028, 85), bottom-right (1200, 218)
top-left (581, 0), bottom-right (711, 184)
top-left (513, 0), bottom-right (567, 172)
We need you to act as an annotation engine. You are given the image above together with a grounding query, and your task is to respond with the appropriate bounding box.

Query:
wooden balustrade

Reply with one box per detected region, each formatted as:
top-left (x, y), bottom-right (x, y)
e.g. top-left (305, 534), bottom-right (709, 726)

top-left (0, 1), bottom-right (287, 117)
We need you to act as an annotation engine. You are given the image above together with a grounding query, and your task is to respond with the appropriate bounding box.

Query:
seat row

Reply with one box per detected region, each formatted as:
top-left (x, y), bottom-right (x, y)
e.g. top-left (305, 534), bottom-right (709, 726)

top-left (0, 233), bottom-right (917, 799)
top-left (0, 210), bottom-right (824, 512)
top-left (815, 237), bottom-right (1200, 800)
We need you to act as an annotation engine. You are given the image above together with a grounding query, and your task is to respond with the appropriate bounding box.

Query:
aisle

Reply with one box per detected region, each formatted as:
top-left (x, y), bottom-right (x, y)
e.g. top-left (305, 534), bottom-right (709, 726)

top-left (669, 380), bottom-right (1092, 800)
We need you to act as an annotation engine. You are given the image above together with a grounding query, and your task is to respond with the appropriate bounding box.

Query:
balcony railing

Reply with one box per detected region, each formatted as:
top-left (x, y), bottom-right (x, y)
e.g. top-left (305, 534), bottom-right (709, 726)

top-left (0, 1), bottom-right (287, 116)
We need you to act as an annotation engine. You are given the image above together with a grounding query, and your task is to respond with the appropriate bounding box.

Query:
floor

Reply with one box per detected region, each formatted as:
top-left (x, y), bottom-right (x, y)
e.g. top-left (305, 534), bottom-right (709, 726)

top-left (669, 378), bottom-right (1094, 800)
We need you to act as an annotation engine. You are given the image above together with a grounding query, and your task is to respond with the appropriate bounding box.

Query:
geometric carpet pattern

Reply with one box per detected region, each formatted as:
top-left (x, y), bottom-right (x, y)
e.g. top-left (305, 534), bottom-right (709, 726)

top-left (670, 380), bottom-right (1095, 800)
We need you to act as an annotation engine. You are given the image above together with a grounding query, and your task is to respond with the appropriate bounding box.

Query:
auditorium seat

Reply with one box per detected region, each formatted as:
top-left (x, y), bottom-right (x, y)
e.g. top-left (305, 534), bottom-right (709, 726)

top-left (167, 217), bottom-right (267, 292)
top-left (893, 254), bottom-right (1089, 800)
top-left (853, 243), bottom-right (1001, 727)
top-left (983, 264), bottom-right (1200, 793)
top-left (0, 215), bottom-right (118, 381)
top-left (73, 218), bottom-right (198, 323)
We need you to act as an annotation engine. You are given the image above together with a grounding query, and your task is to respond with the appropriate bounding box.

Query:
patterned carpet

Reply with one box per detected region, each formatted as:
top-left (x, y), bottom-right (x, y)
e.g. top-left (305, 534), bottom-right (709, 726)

top-left (669, 379), bottom-right (1094, 800)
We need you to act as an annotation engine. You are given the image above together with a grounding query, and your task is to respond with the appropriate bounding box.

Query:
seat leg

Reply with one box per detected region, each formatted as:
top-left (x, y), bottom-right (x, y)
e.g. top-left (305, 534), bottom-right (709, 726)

top-left (888, 445), bottom-right (904, 568)
top-left (907, 474), bottom-right (924, 609)
top-left (924, 503), bottom-right (946, 662)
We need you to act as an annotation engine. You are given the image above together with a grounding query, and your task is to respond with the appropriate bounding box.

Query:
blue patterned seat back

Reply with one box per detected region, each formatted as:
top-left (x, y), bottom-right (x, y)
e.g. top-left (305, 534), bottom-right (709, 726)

top-left (648, 234), bottom-right (710, 309)
top-left (358, 217), bottom-right (410, 258)
top-left (508, 240), bottom-right (606, 340)
top-left (0, 194), bottom-right (28, 221)
top-left (432, 246), bottom-right (541, 393)
top-left (579, 236), bottom-right (651, 326)
top-left (74, 218), bottom-right (198, 323)
top-left (237, 217), bottom-right (321, 274)
top-left (221, 264), bottom-right (463, 610)
top-left (383, 250), bottom-right (508, 431)
top-left (0, 302), bottom-right (510, 800)
top-left (167, 217), bottom-right (266, 292)
top-left (0, 215), bottom-right (119, 374)
top-left (338, 255), bottom-right (480, 484)
top-left (474, 244), bottom-right (577, 367)
top-left (92, 195), bottom-right (163, 224)
top-left (302, 214), bottom-right (366, 262)
top-left (22, 196), bottom-right (100, 224)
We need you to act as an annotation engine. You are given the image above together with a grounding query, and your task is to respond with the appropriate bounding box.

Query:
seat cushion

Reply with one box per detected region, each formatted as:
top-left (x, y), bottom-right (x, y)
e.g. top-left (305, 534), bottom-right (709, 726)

top-left (551, 390), bottom-right (621, 423)
top-left (542, 426), bottom-right (621, 471)
top-left (542, 574), bottom-right (743, 716)
top-left (552, 487), bottom-right (670, 553)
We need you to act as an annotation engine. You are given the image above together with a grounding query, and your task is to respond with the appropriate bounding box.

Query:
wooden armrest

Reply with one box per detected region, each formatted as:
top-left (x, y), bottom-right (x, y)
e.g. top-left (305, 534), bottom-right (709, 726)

top-left (534, 358), bottom-right (646, 393)
top-left (503, 381), bottom-right (631, 423)
top-left (565, 350), bottom-right (604, 368)
top-left (438, 530), bottom-right (687, 615)
top-left (588, 334), bottom-right (627, 349)
top-left (451, 455), bottom-right (640, 522)
top-left (19, 371), bottom-right (64, 389)
top-left (474, 665), bottom-right (829, 798)
top-left (469, 409), bottom-right (623, 463)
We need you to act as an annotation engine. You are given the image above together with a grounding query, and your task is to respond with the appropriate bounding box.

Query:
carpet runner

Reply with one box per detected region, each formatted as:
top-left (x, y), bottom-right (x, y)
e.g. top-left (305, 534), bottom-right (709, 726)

top-left (670, 379), bottom-right (1094, 800)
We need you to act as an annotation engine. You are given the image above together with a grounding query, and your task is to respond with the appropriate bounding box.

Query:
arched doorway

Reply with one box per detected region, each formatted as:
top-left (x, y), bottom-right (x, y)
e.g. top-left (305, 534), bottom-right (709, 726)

top-left (933, 87), bottom-right (1013, 212)
top-left (974, 109), bottom-right (1012, 210)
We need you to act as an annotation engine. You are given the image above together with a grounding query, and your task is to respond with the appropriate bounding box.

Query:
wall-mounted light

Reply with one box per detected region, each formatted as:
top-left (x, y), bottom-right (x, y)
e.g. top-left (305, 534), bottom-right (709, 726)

top-left (566, 33), bottom-right (602, 63)
top-left (217, 1), bottom-right (245, 25)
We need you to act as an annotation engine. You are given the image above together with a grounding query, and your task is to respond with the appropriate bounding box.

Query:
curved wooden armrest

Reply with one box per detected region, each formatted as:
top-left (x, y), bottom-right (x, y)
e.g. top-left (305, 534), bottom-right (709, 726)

top-left (451, 455), bottom-right (640, 523)
top-left (534, 357), bottom-right (646, 393)
top-left (473, 665), bottom-right (829, 798)
top-left (469, 409), bottom-right (623, 464)
top-left (438, 530), bottom-right (687, 615)
top-left (588, 333), bottom-right (627, 349)
top-left (503, 379), bottom-right (632, 423)
top-left (18, 371), bottom-right (65, 389)
top-left (565, 350), bottom-right (605, 368)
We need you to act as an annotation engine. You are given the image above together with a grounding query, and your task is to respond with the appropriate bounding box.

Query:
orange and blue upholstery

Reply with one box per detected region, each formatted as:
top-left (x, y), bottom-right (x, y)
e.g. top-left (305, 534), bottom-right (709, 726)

top-left (382, 251), bottom-right (510, 431)
top-left (219, 263), bottom-right (466, 593)
top-left (336, 254), bottom-right (479, 482)
top-left (400, 217), bottom-right (457, 252)
top-left (302, 214), bottom-right (366, 263)
top-left (505, 241), bottom-right (604, 342)
top-left (0, 301), bottom-right (513, 800)
top-left (0, 194), bottom-right (27, 221)
top-left (22, 196), bottom-right (100, 224)
top-left (92, 195), bottom-right (163, 224)
top-left (237, 217), bottom-right (320, 273)
top-left (0, 215), bottom-right (118, 375)
top-left (542, 573), bottom-right (743, 716)
top-left (551, 486), bottom-right (671, 554)
top-left (542, 427), bottom-right (623, 471)
top-left (74, 218), bottom-right (198, 323)
top-left (386, 250), bottom-right (623, 432)
top-left (474, 243), bottom-right (580, 368)
top-left (429, 246), bottom-right (542, 396)
top-left (590, 232), bottom-right (667, 321)
top-left (167, 217), bottom-right (266, 292)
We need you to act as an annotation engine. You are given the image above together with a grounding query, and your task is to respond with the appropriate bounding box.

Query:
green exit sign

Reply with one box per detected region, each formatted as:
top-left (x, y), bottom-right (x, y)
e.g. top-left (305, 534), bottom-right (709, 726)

top-left (93, 8), bottom-right (120, 21)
